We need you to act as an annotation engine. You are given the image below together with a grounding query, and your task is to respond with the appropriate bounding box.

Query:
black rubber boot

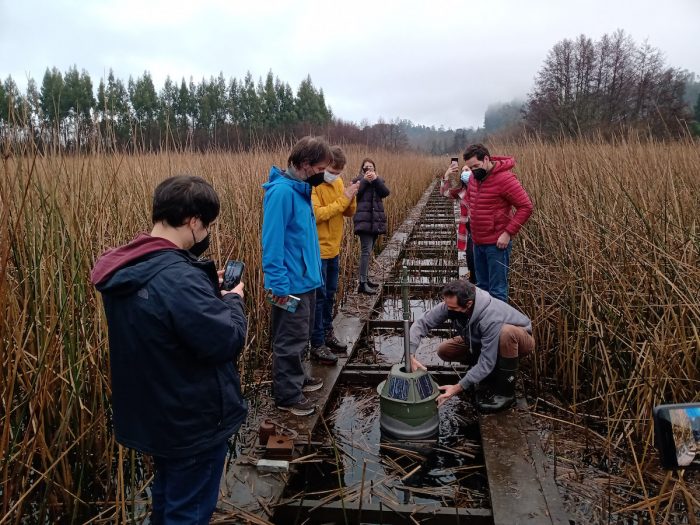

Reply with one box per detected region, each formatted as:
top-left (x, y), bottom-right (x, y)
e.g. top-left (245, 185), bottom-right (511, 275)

top-left (477, 356), bottom-right (517, 413)
top-left (473, 368), bottom-right (498, 405)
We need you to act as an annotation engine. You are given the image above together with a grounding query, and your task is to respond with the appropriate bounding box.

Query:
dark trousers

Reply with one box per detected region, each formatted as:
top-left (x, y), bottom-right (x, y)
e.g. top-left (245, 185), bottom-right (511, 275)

top-left (465, 232), bottom-right (476, 284)
top-left (311, 256), bottom-right (339, 347)
top-left (271, 290), bottom-right (315, 405)
top-left (151, 441), bottom-right (228, 525)
top-left (358, 233), bottom-right (377, 283)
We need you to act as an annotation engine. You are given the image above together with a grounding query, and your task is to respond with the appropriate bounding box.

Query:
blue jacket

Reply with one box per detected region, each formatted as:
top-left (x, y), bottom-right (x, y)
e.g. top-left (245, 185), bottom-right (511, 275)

top-left (262, 166), bottom-right (323, 296)
top-left (93, 241), bottom-right (248, 458)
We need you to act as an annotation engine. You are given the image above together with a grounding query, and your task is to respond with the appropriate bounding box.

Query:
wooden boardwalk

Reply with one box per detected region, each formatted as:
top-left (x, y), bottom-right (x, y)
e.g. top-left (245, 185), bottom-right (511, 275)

top-left (219, 180), bottom-right (570, 525)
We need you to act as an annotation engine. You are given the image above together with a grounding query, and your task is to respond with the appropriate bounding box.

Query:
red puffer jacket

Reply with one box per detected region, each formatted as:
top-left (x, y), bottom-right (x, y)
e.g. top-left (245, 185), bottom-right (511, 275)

top-left (465, 156), bottom-right (533, 245)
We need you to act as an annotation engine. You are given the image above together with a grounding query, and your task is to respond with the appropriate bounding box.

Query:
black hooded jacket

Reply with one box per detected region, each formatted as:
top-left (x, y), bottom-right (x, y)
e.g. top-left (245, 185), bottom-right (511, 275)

top-left (93, 236), bottom-right (248, 458)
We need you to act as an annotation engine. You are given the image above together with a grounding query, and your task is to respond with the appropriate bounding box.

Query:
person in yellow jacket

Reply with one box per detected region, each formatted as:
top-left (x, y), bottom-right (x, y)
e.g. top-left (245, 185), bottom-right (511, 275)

top-left (309, 146), bottom-right (359, 364)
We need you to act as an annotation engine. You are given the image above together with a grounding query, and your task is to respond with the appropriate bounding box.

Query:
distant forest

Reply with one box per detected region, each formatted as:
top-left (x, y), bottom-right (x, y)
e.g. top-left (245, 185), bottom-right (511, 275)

top-left (1, 30), bottom-right (698, 155)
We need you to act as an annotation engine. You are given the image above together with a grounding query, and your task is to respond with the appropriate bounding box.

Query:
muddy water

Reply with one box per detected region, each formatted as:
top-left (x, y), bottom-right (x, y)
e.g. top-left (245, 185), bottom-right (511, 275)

top-left (286, 386), bottom-right (490, 508)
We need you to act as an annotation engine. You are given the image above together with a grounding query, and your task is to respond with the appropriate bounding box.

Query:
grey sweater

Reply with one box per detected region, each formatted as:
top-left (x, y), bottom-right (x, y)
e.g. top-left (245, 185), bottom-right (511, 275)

top-left (409, 287), bottom-right (532, 390)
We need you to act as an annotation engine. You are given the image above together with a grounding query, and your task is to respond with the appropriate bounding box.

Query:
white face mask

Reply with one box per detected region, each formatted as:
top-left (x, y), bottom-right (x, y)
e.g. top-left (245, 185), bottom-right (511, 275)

top-left (324, 171), bottom-right (340, 183)
top-left (460, 170), bottom-right (471, 184)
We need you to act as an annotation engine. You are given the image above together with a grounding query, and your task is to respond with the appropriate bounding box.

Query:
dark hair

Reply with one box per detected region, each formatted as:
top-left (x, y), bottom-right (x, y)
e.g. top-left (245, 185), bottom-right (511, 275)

top-left (152, 175), bottom-right (220, 227)
top-left (330, 146), bottom-right (347, 170)
top-left (442, 279), bottom-right (476, 307)
top-left (358, 157), bottom-right (376, 176)
top-left (287, 136), bottom-right (332, 168)
top-left (463, 144), bottom-right (490, 162)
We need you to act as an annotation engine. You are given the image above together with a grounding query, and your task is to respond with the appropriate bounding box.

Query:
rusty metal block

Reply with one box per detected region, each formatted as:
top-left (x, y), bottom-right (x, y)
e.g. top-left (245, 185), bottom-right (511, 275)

top-left (265, 434), bottom-right (294, 460)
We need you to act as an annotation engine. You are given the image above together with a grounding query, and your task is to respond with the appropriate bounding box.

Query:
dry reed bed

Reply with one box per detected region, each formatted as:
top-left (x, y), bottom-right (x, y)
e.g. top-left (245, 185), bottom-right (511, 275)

top-left (507, 138), bottom-right (700, 520)
top-left (0, 147), bottom-right (441, 522)
top-left (1, 138), bottom-right (699, 522)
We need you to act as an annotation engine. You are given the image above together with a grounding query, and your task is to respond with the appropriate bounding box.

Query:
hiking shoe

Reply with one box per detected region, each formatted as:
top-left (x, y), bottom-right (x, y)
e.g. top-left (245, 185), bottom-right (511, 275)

top-left (310, 344), bottom-right (338, 365)
top-left (302, 376), bottom-right (324, 393)
top-left (325, 332), bottom-right (347, 353)
top-left (277, 397), bottom-right (316, 416)
top-left (357, 282), bottom-right (378, 295)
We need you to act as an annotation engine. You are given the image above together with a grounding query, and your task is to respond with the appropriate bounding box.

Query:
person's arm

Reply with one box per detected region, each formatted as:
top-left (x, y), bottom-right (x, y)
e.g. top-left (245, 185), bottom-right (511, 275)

top-left (343, 195), bottom-right (357, 217)
top-left (168, 270), bottom-right (248, 364)
top-left (502, 175), bottom-right (533, 237)
top-left (409, 302), bottom-right (449, 353)
top-left (262, 186), bottom-right (291, 297)
top-left (440, 177), bottom-right (462, 199)
top-left (312, 187), bottom-right (351, 223)
top-left (355, 177), bottom-right (371, 198)
top-left (372, 178), bottom-right (390, 198)
top-left (458, 320), bottom-right (500, 390)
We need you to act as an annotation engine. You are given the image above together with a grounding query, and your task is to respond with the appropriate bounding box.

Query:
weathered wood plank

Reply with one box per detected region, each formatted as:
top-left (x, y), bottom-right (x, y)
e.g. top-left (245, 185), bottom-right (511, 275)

top-left (273, 499), bottom-right (494, 525)
top-left (480, 400), bottom-right (570, 525)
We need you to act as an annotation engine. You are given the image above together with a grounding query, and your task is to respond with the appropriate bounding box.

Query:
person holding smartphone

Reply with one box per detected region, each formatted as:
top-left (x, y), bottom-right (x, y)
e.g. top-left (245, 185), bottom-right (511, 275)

top-left (352, 158), bottom-right (390, 294)
top-left (262, 136), bottom-right (332, 416)
top-left (442, 156), bottom-right (477, 284)
top-left (91, 175), bottom-right (247, 523)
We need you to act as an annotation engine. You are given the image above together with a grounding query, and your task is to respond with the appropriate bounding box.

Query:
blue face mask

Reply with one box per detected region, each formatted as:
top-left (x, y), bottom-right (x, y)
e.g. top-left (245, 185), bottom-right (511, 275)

top-left (460, 170), bottom-right (471, 184)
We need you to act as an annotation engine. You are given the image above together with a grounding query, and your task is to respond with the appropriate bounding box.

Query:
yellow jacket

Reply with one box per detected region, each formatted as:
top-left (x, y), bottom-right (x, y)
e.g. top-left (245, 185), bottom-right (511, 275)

top-left (311, 178), bottom-right (357, 259)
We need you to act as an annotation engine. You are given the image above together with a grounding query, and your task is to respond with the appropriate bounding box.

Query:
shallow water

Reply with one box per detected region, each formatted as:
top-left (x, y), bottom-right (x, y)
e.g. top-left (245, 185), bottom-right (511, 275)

top-left (286, 386), bottom-right (489, 508)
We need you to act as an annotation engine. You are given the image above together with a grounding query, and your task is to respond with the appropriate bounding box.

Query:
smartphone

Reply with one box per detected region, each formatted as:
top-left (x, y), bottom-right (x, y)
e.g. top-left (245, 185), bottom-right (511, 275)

top-left (222, 260), bottom-right (245, 290)
top-left (450, 157), bottom-right (459, 165)
top-left (653, 403), bottom-right (700, 469)
top-left (265, 290), bottom-right (300, 313)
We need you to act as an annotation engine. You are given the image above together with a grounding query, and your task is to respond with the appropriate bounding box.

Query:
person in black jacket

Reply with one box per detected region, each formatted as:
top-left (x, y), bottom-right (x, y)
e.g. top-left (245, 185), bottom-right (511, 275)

top-left (91, 175), bottom-right (247, 525)
top-left (352, 158), bottom-right (390, 294)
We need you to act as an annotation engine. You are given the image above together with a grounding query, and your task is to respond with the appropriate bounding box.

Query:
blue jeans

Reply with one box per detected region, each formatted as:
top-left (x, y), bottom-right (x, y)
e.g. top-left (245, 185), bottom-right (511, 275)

top-left (151, 441), bottom-right (228, 525)
top-left (312, 256), bottom-right (339, 347)
top-left (473, 242), bottom-right (512, 302)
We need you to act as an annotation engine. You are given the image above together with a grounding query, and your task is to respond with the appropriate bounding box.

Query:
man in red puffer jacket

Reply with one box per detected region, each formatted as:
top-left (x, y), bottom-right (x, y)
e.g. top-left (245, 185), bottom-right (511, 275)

top-left (463, 144), bottom-right (532, 302)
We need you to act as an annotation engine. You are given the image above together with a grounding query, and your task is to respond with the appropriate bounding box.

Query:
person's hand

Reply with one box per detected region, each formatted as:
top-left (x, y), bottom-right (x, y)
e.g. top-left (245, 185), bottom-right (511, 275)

top-left (217, 269), bottom-right (225, 286)
top-left (443, 163), bottom-right (459, 181)
top-left (411, 356), bottom-right (427, 371)
top-left (344, 181), bottom-right (360, 199)
top-left (272, 294), bottom-right (289, 304)
top-left (222, 281), bottom-right (245, 299)
top-left (496, 231), bottom-right (511, 249)
top-left (364, 170), bottom-right (377, 182)
top-left (437, 383), bottom-right (463, 407)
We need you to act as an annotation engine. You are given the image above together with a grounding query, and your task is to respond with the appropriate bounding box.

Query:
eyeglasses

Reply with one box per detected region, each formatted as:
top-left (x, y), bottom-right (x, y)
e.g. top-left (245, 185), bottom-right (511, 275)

top-left (362, 166), bottom-right (374, 172)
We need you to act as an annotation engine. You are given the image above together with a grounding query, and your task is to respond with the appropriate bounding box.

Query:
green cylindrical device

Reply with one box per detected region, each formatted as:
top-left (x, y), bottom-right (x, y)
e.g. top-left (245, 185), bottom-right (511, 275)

top-left (378, 265), bottom-right (440, 440)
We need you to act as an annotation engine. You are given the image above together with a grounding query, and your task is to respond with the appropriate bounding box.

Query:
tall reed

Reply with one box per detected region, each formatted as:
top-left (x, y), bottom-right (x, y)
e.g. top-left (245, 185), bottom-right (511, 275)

top-left (0, 145), bottom-right (440, 522)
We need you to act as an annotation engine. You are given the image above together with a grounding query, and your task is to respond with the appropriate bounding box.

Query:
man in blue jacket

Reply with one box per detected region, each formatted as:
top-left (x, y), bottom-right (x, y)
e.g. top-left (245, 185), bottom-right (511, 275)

top-left (262, 136), bottom-right (333, 416)
top-left (91, 175), bottom-right (247, 524)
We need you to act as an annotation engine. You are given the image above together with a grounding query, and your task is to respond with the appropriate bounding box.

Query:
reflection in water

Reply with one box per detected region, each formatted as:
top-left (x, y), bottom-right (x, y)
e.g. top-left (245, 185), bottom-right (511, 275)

top-left (286, 386), bottom-right (489, 508)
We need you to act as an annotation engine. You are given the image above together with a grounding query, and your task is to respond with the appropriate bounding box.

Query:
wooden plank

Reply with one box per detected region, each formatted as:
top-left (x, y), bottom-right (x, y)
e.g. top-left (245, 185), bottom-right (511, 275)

top-left (339, 368), bottom-right (464, 386)
top-left (274, 499), bottom-right (494, 525)
top-left (480, 400), bottom-right (570, 525)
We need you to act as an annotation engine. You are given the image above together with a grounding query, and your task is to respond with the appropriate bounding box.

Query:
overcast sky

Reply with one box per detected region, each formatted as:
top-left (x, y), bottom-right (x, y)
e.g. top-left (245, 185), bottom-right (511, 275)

top-left (1, 0), bottom-right (699, 129)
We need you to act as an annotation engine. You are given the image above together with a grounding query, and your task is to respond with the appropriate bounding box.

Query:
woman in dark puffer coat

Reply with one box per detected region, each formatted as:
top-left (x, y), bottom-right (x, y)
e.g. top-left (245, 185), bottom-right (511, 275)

top-left (352, 157), bottom-right (390, 294)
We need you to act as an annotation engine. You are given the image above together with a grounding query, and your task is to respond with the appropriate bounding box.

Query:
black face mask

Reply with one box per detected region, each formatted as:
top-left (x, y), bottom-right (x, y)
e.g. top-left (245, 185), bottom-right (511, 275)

top-left (447, 309), bottom-right (470, 322)
top-left (190, 231), bottom-right (210, 257)
top-left (472, 168), bottom-right (488, 181)
top-left (306, 171), bottom-right (325, 187)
